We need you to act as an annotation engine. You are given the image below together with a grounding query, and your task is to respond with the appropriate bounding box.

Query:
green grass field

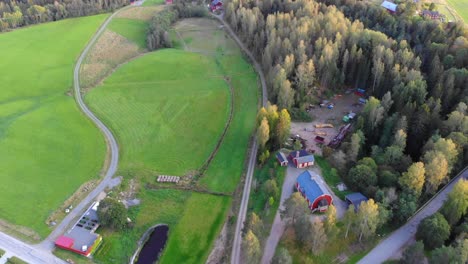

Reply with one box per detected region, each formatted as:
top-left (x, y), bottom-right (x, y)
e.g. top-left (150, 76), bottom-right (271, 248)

top-left (86, 49), bottom-right (230, 176)
top-left (0, 15), bottom-right (107, 239)
top-left (108, 18), bottom-right (149, 48)
top-left (142, 0), bottom-right (165, 6)
top-left (174, 18), bottom-right (259, 193)
top-left (446, 0), bottom-right (468, 22)
top-left (160, 193), bottom-right (231, 263)
top-left (84, 17), bottom-right (259, 264)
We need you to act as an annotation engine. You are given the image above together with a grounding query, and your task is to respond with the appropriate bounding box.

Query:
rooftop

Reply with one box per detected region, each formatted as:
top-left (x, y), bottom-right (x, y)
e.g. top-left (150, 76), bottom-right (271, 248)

top-left (381, 1), bottom-right (397, 12)
top-left (276, 152), bottom-right (287, 162)
top-left (345, 192), bottom-right (368, 209)
top-left (297, 170), bottom-right (331, 202)
top-left (55, 202), bottom-right (101, 254)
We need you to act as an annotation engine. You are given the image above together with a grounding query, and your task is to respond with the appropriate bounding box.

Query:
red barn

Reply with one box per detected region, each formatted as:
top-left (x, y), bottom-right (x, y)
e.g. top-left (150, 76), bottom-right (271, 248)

top-left (276, 152), bottom-right (288, 166)
top-left (210, 0), bottom-right (223, 12)
top-left (296, 170), bottom-right (333, 212)
top-left (289, 150), bottom-right (314, 168)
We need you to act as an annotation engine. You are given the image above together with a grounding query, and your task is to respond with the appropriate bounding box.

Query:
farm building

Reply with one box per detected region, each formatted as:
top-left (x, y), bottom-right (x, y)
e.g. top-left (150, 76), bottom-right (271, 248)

top-left (55, 202), bottom-right (102, 257)
top-left (345, 192), bottom-right (368, 211)
top-left (289, 150), bottom-right (314, 168)
top-left (381, 0), bottom-right (397, 13)
top-left (210, 0), bottom-right (223, 11)
top-left (421, 10), bottom-right (444, 21)
top-left (276, 152), bottom-right (288, 166)
top-left (296, 170), bottom-right (333, 212)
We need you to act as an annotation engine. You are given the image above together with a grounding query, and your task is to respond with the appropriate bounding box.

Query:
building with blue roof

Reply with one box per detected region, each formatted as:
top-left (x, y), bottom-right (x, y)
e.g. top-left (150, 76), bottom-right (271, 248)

top-left (345, 192), bottom-right (368, 211)
top-left (295, 170), bottom-right (333, 212)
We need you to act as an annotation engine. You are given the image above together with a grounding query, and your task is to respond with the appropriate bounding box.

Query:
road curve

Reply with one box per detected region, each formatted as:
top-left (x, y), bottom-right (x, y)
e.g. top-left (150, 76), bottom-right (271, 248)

top-left (40, 8), bottom-right (129, 249)
top-left (358, 166), bottom-right (468, 264)
top-left (211, 14), bottom-right (268, 264)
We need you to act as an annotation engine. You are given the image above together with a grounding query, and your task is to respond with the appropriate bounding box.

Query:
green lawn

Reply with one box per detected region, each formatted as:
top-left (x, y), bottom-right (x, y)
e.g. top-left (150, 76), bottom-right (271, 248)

top-left (315, 156), bottom-right (352, 200)
top-left (86, 49), bottom-right (230, 177)
top-left (142, 0), bottom-right (165, 6)
top-left (446, 0), bottom-right (468, 22)
top-left (176, 19), bottom-right (260, 193)
top-left (0, 15), bottom-right (107, 239)
top-left (108, 18), bottom-right (149, 48)
top-left (160, 193), bottom-right (231, 263)
top-left (93, 189), bottom-right (191, 263)
top-left (84, 17), bottom-right (259, 264)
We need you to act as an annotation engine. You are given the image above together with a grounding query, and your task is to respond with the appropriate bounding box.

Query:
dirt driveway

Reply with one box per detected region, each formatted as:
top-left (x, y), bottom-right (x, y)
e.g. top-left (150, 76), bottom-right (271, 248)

top-left (290, 93), bottom-right (363, 155)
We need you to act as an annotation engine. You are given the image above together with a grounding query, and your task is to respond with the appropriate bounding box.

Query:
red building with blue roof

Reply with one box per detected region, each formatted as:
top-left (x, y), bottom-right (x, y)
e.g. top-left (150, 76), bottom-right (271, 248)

top-left (296, 170), bottom-right (333, 212)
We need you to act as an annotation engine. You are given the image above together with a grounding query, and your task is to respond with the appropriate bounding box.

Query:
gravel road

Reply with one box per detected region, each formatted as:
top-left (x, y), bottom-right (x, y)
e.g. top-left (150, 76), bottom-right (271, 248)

top-left (359, 167), bottom-right (468, 264)
top-left (210, 13), bottom-right (268, 264)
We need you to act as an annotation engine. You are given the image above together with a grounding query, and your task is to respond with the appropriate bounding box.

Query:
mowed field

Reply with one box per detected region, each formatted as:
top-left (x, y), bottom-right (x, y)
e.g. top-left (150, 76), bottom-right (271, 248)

top-left (85, 49), bottom-right (230, 176)
top-left (80, 7), bottom-right (154, 88)
top-left (76, 16), bottom-right (259, 264)
top-left (446, 0), bottom-right (468, 22)
top-left (0, 15), bottom-right (107, 239)
top-left (175, 19), bottom-right (259, 193)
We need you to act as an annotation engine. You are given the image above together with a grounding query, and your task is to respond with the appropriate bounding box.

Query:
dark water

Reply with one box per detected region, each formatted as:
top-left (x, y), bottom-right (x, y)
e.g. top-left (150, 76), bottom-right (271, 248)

top-left (135, 225), bottom-right (169, 264)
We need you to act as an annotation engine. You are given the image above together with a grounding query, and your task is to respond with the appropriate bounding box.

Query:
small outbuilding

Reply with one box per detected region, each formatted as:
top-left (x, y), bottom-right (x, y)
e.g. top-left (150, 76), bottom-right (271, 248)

top-left (345, 192), bottom-right (368, 211)
top-left (296, 170), bottom-right (333, 212)
top-left (210, 0), bottom-right (223, 12)
top-left (276, 152), bottom-right (288, 167)
top-left (381, 0), bottom-right (397, 13)
top-left (289, 150), bottom-right (314, 168)
top-left (55, 202), bottom-right (102, 257)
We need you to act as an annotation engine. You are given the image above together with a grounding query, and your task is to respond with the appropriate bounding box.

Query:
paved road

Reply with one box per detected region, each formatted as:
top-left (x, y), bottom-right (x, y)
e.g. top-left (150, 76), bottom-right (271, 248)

top-left (211, 14), bottom-right (268, 264)
top-left (0, 232), bottom-right (65, 264)
top-left (39, 7), bottom-right (128, 250)
top-left (358, 167), bottom-right (468, 264)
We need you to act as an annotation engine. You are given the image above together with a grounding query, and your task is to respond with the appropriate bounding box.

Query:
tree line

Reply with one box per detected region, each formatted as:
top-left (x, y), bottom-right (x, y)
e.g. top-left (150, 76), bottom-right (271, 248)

top-left (146, 0), bottom-right (207, 50)
top-left (401, 179), bottom-right (468, 264)
top-left (225, 0), bottom-right (466, 228)
top-left (0, 0), bottom-right (128, 31)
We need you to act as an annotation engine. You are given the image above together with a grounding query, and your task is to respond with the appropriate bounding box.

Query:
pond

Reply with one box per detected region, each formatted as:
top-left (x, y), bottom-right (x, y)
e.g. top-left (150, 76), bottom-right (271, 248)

top-left (135, 225), bottom-right (169, 264)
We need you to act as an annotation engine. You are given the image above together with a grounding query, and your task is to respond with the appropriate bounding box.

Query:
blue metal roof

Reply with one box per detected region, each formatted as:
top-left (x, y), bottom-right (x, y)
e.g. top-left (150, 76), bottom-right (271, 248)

top-left (345, 192), bottom-right (368, 208)
top-left (296, 171), bottom-right (329, 202)
top-left (381, 0), bottom-right (397, 12)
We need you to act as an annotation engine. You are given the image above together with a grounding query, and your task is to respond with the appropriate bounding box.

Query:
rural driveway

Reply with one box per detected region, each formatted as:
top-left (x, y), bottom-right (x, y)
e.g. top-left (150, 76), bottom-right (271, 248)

top-left (210, 13), bottom-right (269, 264)
top-left (0, 5), bottom-right (130, 263)
top-left (40, 6), bottom-right (130, 250)
top-left (261, 165), bottom-right (347, 264)
top-left (358, 167), bottom-right (468, 264)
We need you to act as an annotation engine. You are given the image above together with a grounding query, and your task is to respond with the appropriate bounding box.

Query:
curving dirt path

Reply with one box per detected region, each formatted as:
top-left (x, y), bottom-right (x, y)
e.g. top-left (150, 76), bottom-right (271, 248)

top-left (39, 7), bottom-right (131, 250)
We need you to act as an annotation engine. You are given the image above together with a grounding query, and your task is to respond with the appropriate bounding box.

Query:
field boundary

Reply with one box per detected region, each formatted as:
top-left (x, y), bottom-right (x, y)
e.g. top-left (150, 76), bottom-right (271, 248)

top-left (195, 77), bottom-right (235, 180)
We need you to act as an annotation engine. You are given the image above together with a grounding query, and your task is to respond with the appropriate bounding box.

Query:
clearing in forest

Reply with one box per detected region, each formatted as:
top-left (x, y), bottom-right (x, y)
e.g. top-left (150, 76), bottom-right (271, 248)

top-left (0, 15), bottom-right (107, 239)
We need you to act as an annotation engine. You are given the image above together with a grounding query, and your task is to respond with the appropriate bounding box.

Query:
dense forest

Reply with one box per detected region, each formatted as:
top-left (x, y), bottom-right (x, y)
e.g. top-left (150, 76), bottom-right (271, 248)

top-left (0, 0), bottom-right (128, 31)
top-left (226, 0), bottom-right (467, 228)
